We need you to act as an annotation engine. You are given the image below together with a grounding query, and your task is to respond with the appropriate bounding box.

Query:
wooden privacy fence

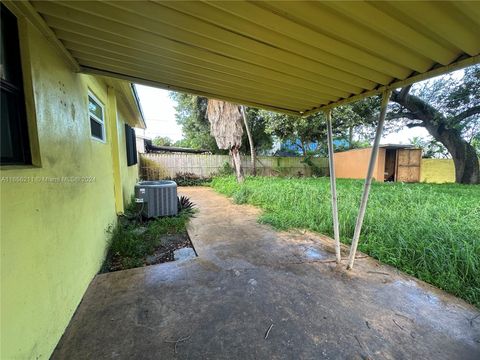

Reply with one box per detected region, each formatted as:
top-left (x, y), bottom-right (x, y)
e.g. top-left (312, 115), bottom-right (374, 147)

top-left (140, 153), bottom-right (329, 179)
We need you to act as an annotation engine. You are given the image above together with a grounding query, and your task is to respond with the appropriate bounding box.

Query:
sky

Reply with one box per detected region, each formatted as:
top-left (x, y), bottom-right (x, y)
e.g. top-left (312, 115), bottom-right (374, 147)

top-left (134, 69), bottom-right (464, 146)
top-left (134, 85), bottom-right (183, 141)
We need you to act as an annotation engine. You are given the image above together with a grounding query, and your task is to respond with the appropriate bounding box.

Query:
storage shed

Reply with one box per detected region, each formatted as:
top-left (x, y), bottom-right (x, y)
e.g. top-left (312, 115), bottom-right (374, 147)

top-left (334, 145), bottom-right (422, 182)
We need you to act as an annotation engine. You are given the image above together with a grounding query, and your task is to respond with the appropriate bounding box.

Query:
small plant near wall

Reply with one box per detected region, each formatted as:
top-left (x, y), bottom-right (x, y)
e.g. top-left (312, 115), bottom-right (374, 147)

top-left (101, 196), bottom-right (197, 273)
top-left (300, 155), bottom-right (326, 177)
top-left (178, 195), bottom-right (195, 214)
top-left (218, 161), bottom-right (234, 176)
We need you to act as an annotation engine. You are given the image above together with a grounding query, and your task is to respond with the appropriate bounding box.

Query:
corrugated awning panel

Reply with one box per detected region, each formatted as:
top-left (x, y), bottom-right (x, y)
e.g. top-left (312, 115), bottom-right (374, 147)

top-left (31, 0), bottom-right (480, 115)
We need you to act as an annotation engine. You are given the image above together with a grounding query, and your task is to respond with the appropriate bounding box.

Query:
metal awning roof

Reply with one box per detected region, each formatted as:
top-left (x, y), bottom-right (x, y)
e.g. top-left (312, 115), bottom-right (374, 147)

top-left (21, 1), bottom-right (480, 115)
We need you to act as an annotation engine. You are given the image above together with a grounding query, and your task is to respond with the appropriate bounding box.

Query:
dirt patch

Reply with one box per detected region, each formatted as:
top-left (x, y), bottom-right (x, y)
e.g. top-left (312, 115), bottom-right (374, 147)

top-left (107, 232), bottom-right (195, 272)
top-left (101, 197), bottom-right (196, 273)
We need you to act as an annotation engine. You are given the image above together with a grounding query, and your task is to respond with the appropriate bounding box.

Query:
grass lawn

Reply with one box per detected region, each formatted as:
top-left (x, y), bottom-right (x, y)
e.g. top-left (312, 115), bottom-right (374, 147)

top-left (211, 176), bottom-right (480, 307)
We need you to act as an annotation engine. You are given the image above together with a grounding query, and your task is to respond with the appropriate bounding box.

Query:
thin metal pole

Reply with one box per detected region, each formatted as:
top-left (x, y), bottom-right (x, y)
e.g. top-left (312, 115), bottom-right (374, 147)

top-left (326, 110), bottom-right (341, 264)
top-left (347, 91), bottom-right (391, 270)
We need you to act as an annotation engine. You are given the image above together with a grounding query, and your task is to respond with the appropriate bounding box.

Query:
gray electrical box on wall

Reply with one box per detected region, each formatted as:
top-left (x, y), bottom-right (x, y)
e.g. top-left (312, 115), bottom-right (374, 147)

top-left (134, 180), bottom-right (178, 217)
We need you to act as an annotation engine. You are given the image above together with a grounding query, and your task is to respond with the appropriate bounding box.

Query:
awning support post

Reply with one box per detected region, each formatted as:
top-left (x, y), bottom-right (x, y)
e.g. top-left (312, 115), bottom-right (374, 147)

top-left (347, 90), bottom-right (391, 270)
top-left (326, 110), bottom-right (341, 263)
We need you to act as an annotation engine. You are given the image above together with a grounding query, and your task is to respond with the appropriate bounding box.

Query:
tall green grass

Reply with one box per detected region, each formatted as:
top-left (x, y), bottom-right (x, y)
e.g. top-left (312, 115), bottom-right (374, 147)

top-left (211, 176), bottom-right (480, 307)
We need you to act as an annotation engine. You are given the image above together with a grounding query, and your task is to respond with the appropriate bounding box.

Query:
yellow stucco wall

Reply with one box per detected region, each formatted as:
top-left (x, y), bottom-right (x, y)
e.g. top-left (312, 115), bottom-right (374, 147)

top-left (420, 159), bottom-right (456, 183)
top-left (0, 19), bottom-right (139, 359)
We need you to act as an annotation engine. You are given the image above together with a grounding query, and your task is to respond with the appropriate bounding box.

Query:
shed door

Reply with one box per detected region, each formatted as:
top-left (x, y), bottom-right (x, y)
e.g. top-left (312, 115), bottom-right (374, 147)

top-left (396, 149), bottom-right (422, 182)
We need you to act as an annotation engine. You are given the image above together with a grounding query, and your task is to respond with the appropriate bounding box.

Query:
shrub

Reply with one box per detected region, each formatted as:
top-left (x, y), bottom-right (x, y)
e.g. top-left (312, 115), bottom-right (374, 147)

top-left (172, 172), bottom-right (210, 186)
top-left (217, 161), bottom-right (234, 176)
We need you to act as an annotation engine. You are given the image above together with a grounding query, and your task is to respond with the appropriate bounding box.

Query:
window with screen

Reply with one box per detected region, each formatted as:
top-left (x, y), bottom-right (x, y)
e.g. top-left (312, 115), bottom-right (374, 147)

top-left (88, 92), bottom-right (105, 142)
top-left (1, 4), bottom-right (31, 165)
top-left (125, 124), bottom-right (137, 166)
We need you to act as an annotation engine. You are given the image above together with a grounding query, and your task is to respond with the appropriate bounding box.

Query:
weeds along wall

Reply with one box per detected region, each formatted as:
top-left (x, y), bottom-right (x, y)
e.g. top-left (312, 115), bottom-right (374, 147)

top-left (0, 17), bottom-right (140, 360)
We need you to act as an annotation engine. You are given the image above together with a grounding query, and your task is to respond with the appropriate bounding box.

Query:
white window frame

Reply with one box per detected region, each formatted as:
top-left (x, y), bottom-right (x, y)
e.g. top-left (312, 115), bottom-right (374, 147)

top-left (88, 91), bottom-right (106, 143)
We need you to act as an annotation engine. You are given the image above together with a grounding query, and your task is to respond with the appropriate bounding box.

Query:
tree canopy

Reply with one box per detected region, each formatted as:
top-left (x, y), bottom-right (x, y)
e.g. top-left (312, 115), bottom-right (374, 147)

top-left (389, 65), bottom-right (479, 143)
top-left (388, 65), bottom-right (479, 183)
top-left (170, 92), bottom-right (272, 154)
top-left (152, 136), bottom-right (172, 147)
top-left (170, 92), bottom-right (219, 151)
top-left (260, 96), bottom-right (392, 155)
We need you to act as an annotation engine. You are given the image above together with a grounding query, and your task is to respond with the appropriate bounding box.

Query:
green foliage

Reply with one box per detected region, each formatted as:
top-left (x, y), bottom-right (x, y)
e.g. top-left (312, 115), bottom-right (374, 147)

top-left (101, 203), bottom-right (194, 272)
top-left (260, 66), bottom-right (478, 159)
top-left (300, 155), bottom-right (324, 176)
top-left (389, 66), bottom-right (479, 183)
top-left (241, 107), bottom-right (273, 154)
top-left (277, 145), bottom-right (298, 156)
top-left (170, 92), bottom-right (221, 152)
top-left (409, 136), bottom-right (449, 158)
top-left (217, 161), bottom-right (234, 176)
top-left (434, 65), bottom-right (479, 123)
top-left (169, 66), bottom-right (479, 170)
top-left (334, 140), bottom-right (370, 153)
top-left (172, 172), bottom-right (210, 186)
top-left (177, 195), bottom-right (195, 214)
top-left (472, 133), bottom-right (480, 156)
top-left (261, 96), bottom-right (397, 155)
top-left (211, 176), bottom-right (480, 307)
top-left (170, 92), bottom-right (272, 154)
top-left (152, 136), bottom-right (173, 147)
top-left (261, 111), bottom-right (326, 155)
top-left (391, 65), bottom-right (480, 143)
top-left (232, 186), bottom-right (251, 204)
top-left (172, 138), bottom-right (195, 148)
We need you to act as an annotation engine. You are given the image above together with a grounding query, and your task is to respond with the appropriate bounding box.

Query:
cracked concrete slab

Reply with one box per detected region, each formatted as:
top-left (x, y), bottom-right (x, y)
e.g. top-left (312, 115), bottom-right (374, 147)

top-left (52, 187), bottom-right (480, 360)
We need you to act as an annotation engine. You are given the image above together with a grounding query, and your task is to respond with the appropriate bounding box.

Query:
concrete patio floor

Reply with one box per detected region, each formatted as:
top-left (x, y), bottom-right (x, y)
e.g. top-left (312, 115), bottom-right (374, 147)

top-left (53, 187), bottom-right (480, 359)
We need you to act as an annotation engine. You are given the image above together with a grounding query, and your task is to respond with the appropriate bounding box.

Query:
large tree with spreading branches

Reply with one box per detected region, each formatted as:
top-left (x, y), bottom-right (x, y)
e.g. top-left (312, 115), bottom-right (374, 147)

top-left (388, 65), bottom-right (479, 184)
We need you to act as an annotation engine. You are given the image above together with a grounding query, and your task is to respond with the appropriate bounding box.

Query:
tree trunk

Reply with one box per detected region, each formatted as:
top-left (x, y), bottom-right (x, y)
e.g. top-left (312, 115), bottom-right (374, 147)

top-left (348, 127), bottom-right (353, 149)
top-left (431, 128), bottom-right (479, 184)
top-left (391, 90), bottom-right (479, 184)
top-left (241, 106), bottom-right (256, 176)
top-left (230, 146), bottom-right (244, 183)
top-left (300, 141), bottom-right (307, 156)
